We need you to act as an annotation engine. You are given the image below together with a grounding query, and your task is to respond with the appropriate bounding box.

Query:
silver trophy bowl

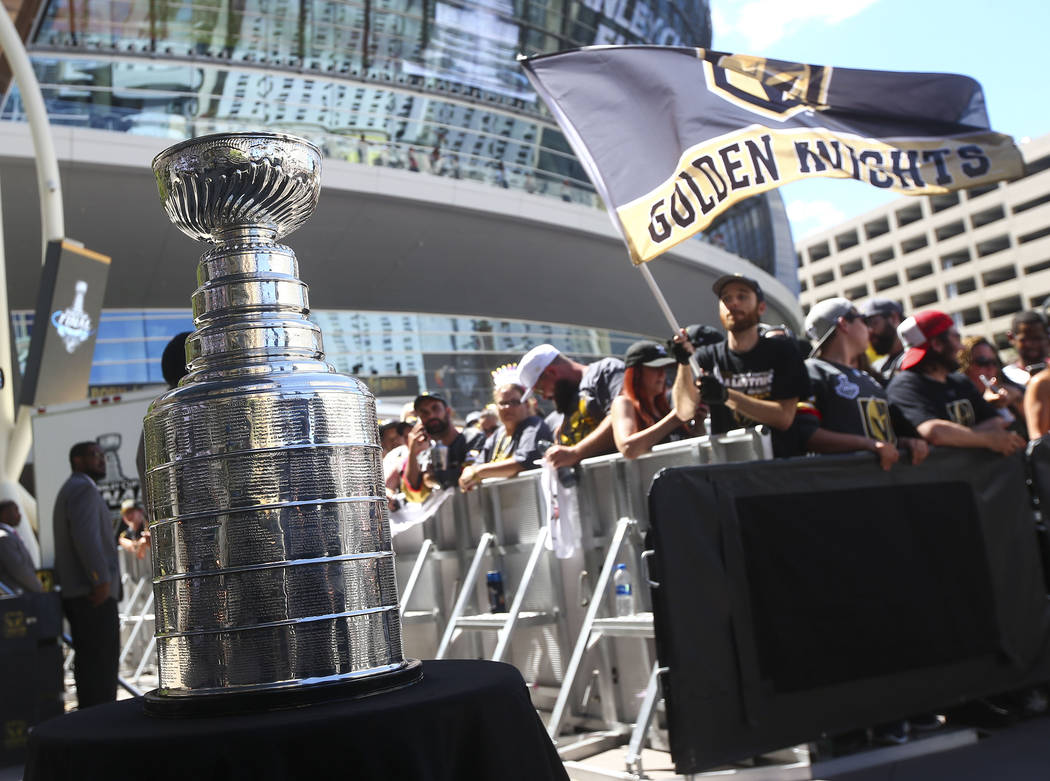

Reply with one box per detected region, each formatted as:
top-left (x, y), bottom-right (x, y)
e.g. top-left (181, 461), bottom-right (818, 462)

top-left (143, 132), bottom-right (420, 715)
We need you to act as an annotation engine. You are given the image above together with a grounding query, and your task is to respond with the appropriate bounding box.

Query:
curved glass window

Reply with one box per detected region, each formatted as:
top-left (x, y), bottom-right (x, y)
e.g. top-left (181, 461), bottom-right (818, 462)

top-left (1, 0), bottom-right (787, 276)
top-left (12, 308), bottom-right (648, 413)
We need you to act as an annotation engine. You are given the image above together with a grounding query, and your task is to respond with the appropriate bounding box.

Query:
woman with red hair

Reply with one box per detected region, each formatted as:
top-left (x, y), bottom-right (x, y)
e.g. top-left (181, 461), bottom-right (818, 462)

top-left (610, 341), bottom-right (697, 459)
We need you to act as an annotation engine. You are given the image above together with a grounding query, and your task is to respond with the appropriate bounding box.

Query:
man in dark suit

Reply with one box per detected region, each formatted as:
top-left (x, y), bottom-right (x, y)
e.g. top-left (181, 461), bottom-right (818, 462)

top-left (53, 441), bottom-right (121, 708)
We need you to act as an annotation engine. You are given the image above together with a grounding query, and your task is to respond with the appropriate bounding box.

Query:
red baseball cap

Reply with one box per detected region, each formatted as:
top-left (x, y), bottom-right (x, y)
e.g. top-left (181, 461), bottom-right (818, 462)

top-left (897, 310), bottom-right (955, 371)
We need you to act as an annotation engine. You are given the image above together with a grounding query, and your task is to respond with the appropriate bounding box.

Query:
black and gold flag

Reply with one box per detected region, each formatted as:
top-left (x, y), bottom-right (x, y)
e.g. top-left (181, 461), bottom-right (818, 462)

top-left (520, 46), bottom-right (1023, 264)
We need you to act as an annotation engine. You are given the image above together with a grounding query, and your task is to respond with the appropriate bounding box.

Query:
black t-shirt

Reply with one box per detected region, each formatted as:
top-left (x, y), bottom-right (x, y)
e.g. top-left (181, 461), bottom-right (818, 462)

top-left (796, 359), bottom-right (901, 447)
top-left (886, 370), bottom-right (997, 434)
top-left (431, 429), bottom-right (486, 489)
top-left (872, 350), bottom-right (905, 386)
top-left (482, 416), bottom-right (554, 466)
top-left (556, 357), bottom-right (625, 446)
top-left (694, 337), bottom-right (810, 456)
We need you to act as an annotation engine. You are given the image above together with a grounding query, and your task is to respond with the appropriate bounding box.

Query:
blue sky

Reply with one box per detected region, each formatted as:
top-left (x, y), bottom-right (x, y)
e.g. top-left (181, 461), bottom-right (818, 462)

top-left (711, 0), bottom-right (1049, 240)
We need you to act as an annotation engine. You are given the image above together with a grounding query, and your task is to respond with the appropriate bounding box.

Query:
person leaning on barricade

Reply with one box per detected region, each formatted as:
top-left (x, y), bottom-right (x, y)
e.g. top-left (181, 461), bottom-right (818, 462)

top-left (458, 367), bottom-right (554, 492)
top-left (886, 310), bottom-right (1025, 456)
top-left (401, 392), bottom-right (486, 502)
top-left (671, 273), bottom-right (810, 458)
top-left (610, 341), bottom-right (698, 459)
top-left (792, 298), bottom-right (928, 471)
top-left (515, 343), bottom-right (624, 468)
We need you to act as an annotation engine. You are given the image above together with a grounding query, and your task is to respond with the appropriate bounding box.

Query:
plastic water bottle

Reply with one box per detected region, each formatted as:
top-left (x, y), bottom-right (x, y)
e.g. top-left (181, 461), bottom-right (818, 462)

top-left (486, 571), bottom-right (507, 613)
top-left (613, 563), bottom-right (635, 617)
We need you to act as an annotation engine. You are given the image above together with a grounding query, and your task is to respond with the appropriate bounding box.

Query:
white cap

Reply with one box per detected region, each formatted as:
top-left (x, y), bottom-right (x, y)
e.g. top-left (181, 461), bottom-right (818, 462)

top-left (517, 344), bottom-right (560, 401)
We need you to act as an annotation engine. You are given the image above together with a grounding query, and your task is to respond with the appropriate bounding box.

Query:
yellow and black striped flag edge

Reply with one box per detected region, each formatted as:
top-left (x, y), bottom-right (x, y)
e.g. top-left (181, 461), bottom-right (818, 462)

top-left (519, 46), bottom-right (1023, 265)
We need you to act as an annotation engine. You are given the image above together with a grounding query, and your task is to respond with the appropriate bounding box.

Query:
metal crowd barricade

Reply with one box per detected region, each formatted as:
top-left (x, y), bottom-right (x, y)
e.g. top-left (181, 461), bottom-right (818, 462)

top-left (393, 488), bottom-right (476, 660)
top-left (397, 426), bottom-right (772, 773)
top-left (433, 469), bottom-right (572, 702)
top-left (551, 428), bottom-right (772, 778)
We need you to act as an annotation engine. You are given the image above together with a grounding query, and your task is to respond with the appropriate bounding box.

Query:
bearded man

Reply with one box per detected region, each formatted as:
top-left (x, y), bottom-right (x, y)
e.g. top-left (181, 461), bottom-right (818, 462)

top-left (861, 298), bottom-right (906, 385)
top-left (672, 273), bottom-right (809, 457)
top-left (54, 441), bottom-right (121, 708)
top-left (402, 393), bottom-right (485, 502)
top-left (887, 310), bottom-right (1025, 456)
top-left (515, 344), bottom-right (624, 468)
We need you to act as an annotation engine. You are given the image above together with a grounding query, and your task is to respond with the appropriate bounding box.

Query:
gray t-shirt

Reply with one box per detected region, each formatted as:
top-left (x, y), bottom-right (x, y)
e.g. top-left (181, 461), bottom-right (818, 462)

top-left (556, 357), bottom-right (625, 445)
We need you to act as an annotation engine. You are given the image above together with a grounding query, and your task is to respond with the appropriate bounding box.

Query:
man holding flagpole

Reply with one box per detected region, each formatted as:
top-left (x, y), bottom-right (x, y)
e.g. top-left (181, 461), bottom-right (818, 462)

top-left (673, 273), bottom-right (809, 457)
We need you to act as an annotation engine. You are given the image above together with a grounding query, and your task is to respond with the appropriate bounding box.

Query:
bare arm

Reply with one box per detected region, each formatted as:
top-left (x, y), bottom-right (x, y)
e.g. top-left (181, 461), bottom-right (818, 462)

top-left (805, 428), bottom-right (899, 471)
top-left (402, 422), bottom-right (429, 492)
top-left (545, 414), bottom-right (617, 467)
top-left (459, 459), bottom-right (524, 491)
top-left (611, 396), bottom-right (683, 460)
top-left (1026, 372), bottom-right (1050, 439)
top-left (725, 392), bottom-right (798, 431)
top-left (972, 416), bottom-right (1008, 432)
top-left (917, 418), bottom-right (1024, 454)
top-left (671, 363), bottom-right (699, 421)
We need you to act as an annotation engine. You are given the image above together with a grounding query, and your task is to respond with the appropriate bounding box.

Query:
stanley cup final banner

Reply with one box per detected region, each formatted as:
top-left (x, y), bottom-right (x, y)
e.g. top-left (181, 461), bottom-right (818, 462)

top-left (21, 239), bottom-right (110, 407)
top-left (520, 46), bottom-right (1024, 264)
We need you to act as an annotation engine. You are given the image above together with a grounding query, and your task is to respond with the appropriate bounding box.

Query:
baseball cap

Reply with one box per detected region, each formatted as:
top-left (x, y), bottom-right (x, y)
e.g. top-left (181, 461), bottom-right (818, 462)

top-left (413, 392), bottom-right (447, 411)
top-left (804, 297), bottom-right (856, 357)
top-left (712, 273), bottom-right (764, 302)
top-left (464, 411), bottom-right (481, 427)
top-left (898, 310), bottom-right (955, 371)
top-left (624, 340), bottom-right (676, 369)
top-left (120, 498), bottom-right (139, 513)
top-left (517, 344), bottom-right (560, 401)
top-left (859, 298), bottom-right (904, 319)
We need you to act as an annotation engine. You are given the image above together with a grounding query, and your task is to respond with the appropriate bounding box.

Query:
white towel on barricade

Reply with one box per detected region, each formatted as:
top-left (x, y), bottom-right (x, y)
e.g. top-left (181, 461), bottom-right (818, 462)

top-left (541, 462), bottom-right (582, 559)
top-left (388, 488), bottom-right (452, 538)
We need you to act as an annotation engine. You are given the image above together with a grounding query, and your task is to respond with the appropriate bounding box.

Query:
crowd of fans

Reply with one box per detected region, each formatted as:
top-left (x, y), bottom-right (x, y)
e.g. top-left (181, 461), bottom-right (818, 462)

top-left (384, 274), bottom-right (1050, 510)
top-left (372, 274), bottom-right (1050, 747)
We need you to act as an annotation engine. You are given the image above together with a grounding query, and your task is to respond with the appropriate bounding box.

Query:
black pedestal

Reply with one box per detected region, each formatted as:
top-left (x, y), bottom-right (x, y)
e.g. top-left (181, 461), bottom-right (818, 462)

top-left (25, 660), bottom-right (568, 781)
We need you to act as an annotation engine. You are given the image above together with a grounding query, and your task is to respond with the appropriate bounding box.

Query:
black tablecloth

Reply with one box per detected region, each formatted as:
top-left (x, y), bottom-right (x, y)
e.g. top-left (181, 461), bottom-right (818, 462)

top-left (26, 660), bottom-right (568, 781)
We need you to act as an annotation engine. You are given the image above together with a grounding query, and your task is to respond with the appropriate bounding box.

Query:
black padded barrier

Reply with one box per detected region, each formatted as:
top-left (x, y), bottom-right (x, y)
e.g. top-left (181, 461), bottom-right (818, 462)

top-left (646, 447), bottom-right (1050, 775)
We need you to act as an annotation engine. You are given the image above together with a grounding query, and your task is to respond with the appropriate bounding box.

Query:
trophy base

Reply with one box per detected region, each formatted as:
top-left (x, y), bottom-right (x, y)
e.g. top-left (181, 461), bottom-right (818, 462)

top-left (142, 658), bottom-right (423, 718)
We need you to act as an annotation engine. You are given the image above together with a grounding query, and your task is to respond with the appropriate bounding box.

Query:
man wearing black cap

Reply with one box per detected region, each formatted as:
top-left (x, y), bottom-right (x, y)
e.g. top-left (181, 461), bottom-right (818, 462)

top-left (673, 273), bottom-right (809, 457)
top-left (860, 298), bottom-right (905, 384)
top-left (402, 392), bottom-right (485, 502)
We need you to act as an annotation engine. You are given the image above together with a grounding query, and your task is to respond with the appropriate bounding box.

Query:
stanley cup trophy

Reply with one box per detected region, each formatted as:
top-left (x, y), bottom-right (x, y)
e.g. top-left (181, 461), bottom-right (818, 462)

top-left (143, 132), bottom-right (421, 715)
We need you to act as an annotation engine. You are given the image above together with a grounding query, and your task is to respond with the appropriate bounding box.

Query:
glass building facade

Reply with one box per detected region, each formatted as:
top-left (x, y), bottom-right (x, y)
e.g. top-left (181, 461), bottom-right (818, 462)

top-left (11, 307), bottom-right (647, 413)
top-left (4, 0), bottom-right (712, 204)
top-left (2, 0), bottom-right (797, 412)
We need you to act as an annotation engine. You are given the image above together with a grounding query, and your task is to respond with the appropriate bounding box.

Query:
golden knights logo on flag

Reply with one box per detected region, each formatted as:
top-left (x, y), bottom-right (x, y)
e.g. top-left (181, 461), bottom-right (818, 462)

top-left (520, 46), bottom-right (1023, 264)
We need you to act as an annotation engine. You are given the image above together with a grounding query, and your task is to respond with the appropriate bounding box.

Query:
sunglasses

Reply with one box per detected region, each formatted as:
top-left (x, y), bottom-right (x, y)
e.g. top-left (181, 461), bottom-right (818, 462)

top-left (972, 356), bottom-right (999, 367)
top-left (842, 310), bottom-right (862, 322)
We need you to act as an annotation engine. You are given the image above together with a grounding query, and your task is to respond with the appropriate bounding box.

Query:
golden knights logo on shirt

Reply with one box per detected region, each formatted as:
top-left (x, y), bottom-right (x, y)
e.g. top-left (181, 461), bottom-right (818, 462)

top-left (559, 396), bottom-right (601, 446)
top-left (858, 397), bottom-right (896, 444)
top-left (946, 399), bottom-right (976, 427)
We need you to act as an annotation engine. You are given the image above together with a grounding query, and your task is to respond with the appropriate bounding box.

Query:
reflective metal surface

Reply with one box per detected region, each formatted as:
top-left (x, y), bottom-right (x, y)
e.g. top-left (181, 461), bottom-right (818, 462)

top-left (144, 132), bottom-right (414, 706)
